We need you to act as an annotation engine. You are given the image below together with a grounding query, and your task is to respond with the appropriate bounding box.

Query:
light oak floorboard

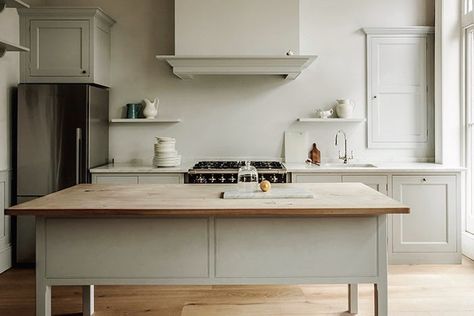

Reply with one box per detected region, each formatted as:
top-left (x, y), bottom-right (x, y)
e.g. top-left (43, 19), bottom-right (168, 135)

top-left (0, 258), bottom-right (473, 316)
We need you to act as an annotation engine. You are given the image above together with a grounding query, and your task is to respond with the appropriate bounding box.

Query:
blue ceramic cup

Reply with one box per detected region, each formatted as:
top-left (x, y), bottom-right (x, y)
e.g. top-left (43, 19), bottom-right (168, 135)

top-left (126, 103), bottom-right (141, 119)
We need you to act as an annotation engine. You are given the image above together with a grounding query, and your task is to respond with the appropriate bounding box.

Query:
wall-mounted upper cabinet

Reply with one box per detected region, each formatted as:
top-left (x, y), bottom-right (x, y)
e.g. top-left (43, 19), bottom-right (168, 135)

top-left (19, 8), bottom-right (115, 87)
top-left (364, 27), bottom-right (434, 149)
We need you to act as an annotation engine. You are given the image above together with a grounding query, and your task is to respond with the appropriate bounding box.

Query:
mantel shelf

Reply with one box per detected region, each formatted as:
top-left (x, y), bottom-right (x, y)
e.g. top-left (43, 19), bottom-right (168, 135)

top-left (110, 118), bottom-right (182, 124)
top-left (0, 38), bottom-right (29, 57)
top-left (297, 118), bottom-right (367, 123)
top-left (156, 55), bottom-right (318, 80)
top-left (0, 0), bottom-right (30, 11)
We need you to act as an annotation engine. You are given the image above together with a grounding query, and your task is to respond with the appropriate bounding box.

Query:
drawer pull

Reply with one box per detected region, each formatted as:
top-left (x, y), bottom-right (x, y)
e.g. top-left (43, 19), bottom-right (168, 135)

top-left (422, 178), bottom-right (427, 183)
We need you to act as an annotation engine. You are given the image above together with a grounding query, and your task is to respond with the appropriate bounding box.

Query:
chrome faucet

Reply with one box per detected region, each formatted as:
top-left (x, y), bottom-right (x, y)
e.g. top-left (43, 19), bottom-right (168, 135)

top-left (335, 130), bottom-right (353, 164)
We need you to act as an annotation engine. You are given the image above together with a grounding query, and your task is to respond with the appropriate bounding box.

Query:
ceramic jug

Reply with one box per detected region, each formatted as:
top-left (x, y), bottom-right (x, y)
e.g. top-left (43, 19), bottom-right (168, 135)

top-left (335, 99), bottom-right (355, 118)
top-left (143, 98), bottom-right (159, 119)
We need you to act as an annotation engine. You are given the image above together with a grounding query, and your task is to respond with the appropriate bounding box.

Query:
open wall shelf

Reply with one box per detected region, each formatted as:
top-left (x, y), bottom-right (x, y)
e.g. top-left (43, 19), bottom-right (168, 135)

top-left (297, 118), bottom-right (366, 123)
top-left (0, 0), bottom-right (30, 11)
top-left (0, 39), bottom-right (29, 57)
top-left (110, 118), bottom-right (182, 124)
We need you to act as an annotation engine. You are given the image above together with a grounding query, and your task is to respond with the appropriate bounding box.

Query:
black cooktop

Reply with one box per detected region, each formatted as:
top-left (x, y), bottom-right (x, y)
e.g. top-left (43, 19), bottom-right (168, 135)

top-left (192, 161), bottom-right (285, 170)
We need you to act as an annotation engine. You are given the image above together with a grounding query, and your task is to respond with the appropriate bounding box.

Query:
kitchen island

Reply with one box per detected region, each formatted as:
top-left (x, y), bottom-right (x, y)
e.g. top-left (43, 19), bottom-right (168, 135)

top-left (7, 183), bottom-right (409, 316)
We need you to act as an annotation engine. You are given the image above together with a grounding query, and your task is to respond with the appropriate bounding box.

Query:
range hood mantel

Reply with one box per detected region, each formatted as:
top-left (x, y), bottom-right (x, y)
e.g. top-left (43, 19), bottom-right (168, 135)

top-left (156, 55), bottom-right (318, 80)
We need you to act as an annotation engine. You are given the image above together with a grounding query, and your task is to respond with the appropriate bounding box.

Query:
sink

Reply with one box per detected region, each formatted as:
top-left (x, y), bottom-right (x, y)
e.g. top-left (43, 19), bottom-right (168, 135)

top-left (320, 163), bottom-right (377, 168)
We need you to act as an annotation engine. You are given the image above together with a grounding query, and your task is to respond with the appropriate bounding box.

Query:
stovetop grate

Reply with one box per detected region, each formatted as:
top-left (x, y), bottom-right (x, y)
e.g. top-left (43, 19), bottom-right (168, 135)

top-left (192, 161), bottom-right (285, 170)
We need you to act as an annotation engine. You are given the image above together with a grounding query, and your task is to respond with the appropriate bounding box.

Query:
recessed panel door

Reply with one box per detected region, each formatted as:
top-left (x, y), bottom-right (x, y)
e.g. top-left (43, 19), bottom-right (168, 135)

top-left (29, 20), bottom-right (90, 77)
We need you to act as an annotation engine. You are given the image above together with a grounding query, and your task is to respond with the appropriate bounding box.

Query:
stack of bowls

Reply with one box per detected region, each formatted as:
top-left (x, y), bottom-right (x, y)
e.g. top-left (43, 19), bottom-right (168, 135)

top-left (153, 137), bottom-right (181, 167)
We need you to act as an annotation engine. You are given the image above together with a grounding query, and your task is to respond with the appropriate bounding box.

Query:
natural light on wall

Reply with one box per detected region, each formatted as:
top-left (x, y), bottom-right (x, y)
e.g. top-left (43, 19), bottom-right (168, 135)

top-left (464, 0), bottom-right (474, 236)
top-left (465, 0), bottom-right (474, 24)
top-left (466, 0), bottom-right (473, 14)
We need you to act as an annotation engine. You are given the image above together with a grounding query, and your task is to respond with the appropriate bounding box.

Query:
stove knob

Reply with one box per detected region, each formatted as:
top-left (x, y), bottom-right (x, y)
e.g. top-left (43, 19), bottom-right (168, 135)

top-left (270, 175), bottom-right (278, 183)
top-left (259, 175), bottom-right (266, 182)
top-left (219, 174), bottom-right (226, 183)
top-left (229, 175), bottom-right (236, 183)
top-left (196, 175), bottom-right (206, 184)
top-left (209, 174), bottom-right (216, 183)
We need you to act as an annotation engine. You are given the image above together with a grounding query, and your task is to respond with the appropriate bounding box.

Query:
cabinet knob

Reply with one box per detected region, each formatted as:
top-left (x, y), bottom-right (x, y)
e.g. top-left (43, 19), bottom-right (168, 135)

top-left (82, 70), bottom-right (87, 74)
top-left (422, 178), bottom-right (427, 182)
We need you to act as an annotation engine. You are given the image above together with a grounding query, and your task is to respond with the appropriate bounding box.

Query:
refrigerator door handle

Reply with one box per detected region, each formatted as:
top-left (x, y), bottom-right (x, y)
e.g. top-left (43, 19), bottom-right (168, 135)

top-left (76, 128), bottom-right (82, 184)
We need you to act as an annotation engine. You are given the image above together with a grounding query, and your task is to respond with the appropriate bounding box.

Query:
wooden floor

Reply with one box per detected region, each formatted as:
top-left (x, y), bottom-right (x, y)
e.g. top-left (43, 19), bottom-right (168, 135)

top-left (1, 258), bottom-right (474, 316)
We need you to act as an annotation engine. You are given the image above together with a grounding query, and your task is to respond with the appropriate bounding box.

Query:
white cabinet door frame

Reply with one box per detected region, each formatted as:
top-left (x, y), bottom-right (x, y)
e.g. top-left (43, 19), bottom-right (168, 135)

top-left (392, 175), bottom-right (457, 253)
top-left (365, 28), bottom-right (434, 148)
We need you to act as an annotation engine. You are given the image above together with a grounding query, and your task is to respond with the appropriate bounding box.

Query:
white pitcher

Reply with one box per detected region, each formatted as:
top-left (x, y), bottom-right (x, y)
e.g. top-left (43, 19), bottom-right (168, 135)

top-left (335, 99), bottom-right (355, 118)
top-left (143, 98), bottom-right (159, 119)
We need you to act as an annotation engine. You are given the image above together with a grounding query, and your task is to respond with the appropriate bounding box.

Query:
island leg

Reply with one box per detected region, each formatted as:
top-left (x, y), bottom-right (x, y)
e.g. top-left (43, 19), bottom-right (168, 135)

top-left (36, 283), bottom-right (51, 316)
top-left (83, 285), bottom-right (94, 315)
top-left (374, 282), bottom-right (388, 316)
top-left (348, 283), bottom-right (358, 314)
top-left (36, 218), bottom-right (51, 316)
top-left (374, 215), bottom-right (388, 316)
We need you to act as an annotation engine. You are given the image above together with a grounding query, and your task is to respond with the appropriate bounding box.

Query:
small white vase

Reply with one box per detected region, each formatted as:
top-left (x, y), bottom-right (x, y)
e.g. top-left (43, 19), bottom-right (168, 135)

top-left (143, 98), bottom-right (159, 119)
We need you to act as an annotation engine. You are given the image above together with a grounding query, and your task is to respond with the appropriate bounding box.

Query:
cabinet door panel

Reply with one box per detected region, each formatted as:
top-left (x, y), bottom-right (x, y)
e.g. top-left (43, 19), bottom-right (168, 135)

top-left (292, 174), bottom-right (341, 183)
top-left (368, 36), bottom-right (429, 148)
top-left (342, 175), bottom-right (388, 195)
top-left (392, 176), bottom-right (457, 253)
top-left (29, 20), bottom-right (90, 77)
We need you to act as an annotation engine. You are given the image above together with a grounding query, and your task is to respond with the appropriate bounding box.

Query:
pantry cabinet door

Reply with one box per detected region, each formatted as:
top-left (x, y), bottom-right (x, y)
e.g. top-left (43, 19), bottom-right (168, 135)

top-left (392, 176), bottom-right (457, 253)
top-left (28, 20), bottom-right (90, 77)
top-left (368, 36), bottom-right (430, 148)
top-left (342, 175), bottom-right (388, 195)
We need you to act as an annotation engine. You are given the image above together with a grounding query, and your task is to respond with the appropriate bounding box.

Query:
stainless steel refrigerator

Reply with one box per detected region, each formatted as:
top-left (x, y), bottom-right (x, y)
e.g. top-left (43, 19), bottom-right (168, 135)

top-left (14, 84), bottom-right (109, 263)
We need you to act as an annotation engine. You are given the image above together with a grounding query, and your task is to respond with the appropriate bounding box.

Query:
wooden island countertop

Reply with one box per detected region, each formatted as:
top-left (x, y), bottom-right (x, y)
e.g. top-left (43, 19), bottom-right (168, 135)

top-left (7, 183), bottom-right (409, 217)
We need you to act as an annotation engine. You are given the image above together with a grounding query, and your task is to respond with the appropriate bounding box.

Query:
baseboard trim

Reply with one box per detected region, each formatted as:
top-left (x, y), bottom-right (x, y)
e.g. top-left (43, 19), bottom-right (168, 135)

top-left (0, 245), bottom-right (12, 273)
top-left (389, 252), bottom-right (462, 264)
top-left (462, 231), bottom-right (474, 260)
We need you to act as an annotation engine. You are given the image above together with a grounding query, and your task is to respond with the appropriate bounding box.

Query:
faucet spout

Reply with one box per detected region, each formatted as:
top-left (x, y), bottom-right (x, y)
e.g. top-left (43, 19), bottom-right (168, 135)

top-left (335, 130), bottom-right (352, 164)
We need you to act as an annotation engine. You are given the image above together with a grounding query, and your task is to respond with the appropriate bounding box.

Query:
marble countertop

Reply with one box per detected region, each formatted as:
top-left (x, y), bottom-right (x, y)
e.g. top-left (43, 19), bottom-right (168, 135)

top-left (91, 161), bottom-right (465, 174)
top-left (284, 162), bottom-right (465, 173)
top-left (90, 161), bottom-right (194, 174)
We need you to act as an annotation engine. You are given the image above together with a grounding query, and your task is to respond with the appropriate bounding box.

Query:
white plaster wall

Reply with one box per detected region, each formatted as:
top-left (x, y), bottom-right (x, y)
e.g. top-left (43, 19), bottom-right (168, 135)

top-left (0, 9), bottom-right (20, 171)
top-left (41, 0), bottom-right (435, 163)
top-left (175, 0), bottom-right (300, 55)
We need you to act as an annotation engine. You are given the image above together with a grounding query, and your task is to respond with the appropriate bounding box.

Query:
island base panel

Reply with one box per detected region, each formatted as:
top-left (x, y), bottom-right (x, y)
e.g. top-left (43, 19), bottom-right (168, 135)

top-left (35, 216), bottom-right (388, 316)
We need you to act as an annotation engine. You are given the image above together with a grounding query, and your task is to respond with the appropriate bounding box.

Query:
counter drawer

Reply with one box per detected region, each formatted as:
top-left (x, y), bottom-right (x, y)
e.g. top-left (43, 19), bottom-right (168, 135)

top-left (138, 174), bottom-right (184, 184)
top-left (94, 175), bottom-right (138, 184)
top-left (291, 174), bottom-right (342, 183)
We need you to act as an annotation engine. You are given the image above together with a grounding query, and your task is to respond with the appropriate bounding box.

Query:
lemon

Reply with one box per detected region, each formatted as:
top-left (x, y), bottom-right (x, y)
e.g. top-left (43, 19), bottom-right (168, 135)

top-left (260, 180), bottom-right (271, 192)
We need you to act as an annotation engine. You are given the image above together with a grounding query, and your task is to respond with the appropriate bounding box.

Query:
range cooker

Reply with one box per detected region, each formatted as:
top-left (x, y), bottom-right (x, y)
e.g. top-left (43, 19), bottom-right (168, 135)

top-left (187, 161), bottom-right (287, 184)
